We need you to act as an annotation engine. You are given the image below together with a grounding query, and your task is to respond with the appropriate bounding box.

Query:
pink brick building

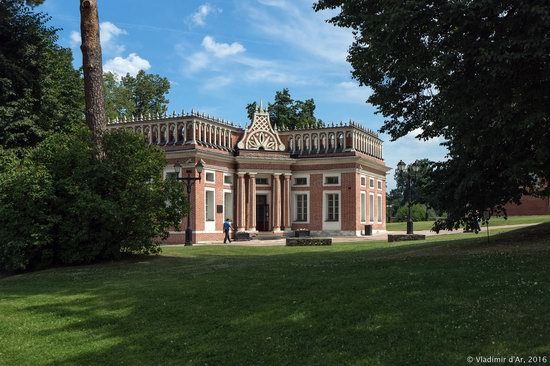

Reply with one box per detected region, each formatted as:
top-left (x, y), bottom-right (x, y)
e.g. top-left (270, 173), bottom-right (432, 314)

top-left (108, 106), bottom-right (390, 243)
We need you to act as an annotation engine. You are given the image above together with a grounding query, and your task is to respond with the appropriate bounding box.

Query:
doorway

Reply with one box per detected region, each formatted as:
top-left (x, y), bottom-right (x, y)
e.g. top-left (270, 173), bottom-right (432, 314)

top-left (256, 194), bottom-right (270, 231)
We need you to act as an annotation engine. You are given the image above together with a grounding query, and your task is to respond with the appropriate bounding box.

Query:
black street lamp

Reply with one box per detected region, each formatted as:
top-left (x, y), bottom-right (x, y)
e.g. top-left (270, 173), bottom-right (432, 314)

top-left (397, 159), bottom-right (420, 235)
top-left (174, 159), bottom-right (204, 245)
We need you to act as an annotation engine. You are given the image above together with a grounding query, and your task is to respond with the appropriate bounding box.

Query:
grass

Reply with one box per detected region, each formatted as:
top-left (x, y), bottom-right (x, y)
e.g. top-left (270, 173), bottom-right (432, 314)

top-left (1, 225), bottom-right (549, 365)
top-left (386, 214), bottom-right (550, 232)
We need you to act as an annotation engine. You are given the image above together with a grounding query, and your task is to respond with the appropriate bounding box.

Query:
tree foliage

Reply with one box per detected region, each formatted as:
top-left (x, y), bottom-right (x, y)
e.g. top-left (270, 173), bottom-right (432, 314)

top-left (0, 128), bottom-right (188, 272)
top-left (246, 88), bottom-right (322, 129)
top-left (0, 0), bottom-right (84, 149)
top-left (104, 70), bottom-right (170, 121)
top-left (315, 0), bottom-right (550, 231)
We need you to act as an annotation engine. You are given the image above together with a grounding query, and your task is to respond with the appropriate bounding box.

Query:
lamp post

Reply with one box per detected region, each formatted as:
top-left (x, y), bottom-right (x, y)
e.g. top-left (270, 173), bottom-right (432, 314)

top-left (174, 159), bottom-right (204, 245)
top-left (397, 159), bottom-right (420, 235)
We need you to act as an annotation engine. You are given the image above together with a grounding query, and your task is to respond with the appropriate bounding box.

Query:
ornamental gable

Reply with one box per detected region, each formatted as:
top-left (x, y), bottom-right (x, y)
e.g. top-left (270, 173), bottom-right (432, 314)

top-left (237, 103), bottom-right (285, 151)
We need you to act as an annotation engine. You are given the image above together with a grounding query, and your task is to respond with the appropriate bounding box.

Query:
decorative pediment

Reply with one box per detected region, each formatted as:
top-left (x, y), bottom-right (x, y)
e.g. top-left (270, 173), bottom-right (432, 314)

top-left (237, 103), bottom-right (285, 151)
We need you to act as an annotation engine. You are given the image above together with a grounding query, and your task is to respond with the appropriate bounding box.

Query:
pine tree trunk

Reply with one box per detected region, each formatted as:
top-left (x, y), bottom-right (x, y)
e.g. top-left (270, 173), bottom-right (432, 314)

top-left (80, 0), bottom-right (105, 152)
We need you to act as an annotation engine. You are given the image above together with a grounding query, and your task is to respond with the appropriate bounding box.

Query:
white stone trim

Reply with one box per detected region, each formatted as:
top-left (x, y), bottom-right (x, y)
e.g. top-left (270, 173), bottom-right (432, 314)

top-left (323, 172), bottom-right (341, 187)
top-left (323, 191), bottom-right (341, 231)
top-left (204, 169), bottom-right (216, 184)
top-left (292, 173), bottom-right (310, 188)
top-left (292, 191), bottom-right (310, 224)
top-left (204, 187), bottom-right (216, 232)
top-left (360, 192), bottom-right (367, 224)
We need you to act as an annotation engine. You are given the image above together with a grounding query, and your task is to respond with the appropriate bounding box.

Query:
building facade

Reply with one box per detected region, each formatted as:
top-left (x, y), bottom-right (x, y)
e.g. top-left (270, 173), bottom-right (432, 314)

top-left (505, 195), bottom-right (550, 216)
top-left (108, 105), bottom-right (390, 243)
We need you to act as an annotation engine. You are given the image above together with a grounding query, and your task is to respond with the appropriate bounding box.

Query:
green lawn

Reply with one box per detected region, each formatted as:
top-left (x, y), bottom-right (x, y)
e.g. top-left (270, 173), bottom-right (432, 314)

top-left (1, 226), bottom-right (549, 365)
top-left (387, 214), bottom-right (550, 232)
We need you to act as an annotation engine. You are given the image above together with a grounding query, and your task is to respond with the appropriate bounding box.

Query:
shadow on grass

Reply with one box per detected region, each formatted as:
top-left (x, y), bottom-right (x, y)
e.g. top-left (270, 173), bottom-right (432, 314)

top-left (0, 225), bottom-right (549, 365)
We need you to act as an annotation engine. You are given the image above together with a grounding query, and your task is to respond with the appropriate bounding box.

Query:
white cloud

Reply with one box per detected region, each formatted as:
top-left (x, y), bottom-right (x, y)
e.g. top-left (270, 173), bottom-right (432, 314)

top-left (69, 21), bottom-right (127, 55)
top-left (100, 21), bottom-right (127, 54)
top-left (245, 69), bottom-right (293, 84)
top-left (104, 53), bottom-right (151, 76)
top-left (188, 3), bottom-right (221, 27)
top-left (70, 31), bottom-right (81, 48)
top-left (201, 76), bottom-right (233, 91)
top-left (186, 52), bottom-right (210, 74)
top-left (242, 1), bottom-right (353, 64)
top-left (202, 36), bottom-right (245, 58)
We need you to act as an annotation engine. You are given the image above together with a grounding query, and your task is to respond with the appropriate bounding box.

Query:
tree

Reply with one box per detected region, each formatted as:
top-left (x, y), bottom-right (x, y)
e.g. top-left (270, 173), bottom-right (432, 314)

top-left (0, 0), bottom-right (84, 149)
top-left (104, 70), bottom-right (170, 121)
top-left (0, 128), bottom-right (188, 272)
top-left (80, 0), bottom-right (106, 149)
top-left (314, 0), bottom-right (550, 231)
top-left (246, 88), bottom-right (322, 129)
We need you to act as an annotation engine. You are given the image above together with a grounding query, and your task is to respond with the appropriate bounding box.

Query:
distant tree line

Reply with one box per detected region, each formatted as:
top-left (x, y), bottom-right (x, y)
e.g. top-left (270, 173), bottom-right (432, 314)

top-left (246, 88), bottom-right (323, 130)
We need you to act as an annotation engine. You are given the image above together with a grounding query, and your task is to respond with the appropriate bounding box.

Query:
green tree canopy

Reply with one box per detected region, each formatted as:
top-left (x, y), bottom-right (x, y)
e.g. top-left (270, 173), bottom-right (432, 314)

top-left (315, 0), bottom-right (550, 231)
top-left (0, 0), bottom-right (84, 149)
top-left (104, 70), bottom-right (170, 121)
top-left (246, 88), bottom-right (322, 129)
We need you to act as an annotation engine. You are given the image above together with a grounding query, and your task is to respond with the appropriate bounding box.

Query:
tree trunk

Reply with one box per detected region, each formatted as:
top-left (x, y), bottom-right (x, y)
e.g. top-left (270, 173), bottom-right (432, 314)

top-left (80, 0), bottom-right (106, 152)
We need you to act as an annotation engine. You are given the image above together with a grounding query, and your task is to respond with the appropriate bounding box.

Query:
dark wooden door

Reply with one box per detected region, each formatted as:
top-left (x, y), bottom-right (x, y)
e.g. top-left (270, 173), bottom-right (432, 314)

top-left (256, 195), bottom-right (269, 231)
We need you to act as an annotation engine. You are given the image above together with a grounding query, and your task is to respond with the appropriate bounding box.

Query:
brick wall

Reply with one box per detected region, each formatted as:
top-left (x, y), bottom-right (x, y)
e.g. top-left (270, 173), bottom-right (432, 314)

top-left (504, 195), bottom-right (550, 216)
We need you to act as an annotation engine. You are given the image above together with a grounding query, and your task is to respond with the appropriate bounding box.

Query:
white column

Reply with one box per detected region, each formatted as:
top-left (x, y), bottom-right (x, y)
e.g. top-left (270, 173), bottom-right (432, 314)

top-left (237, 173), bottom-right (246, 231)
top-left (248, 173), bottom-right (257, 231)
top-left (272, 173), bottom-right (281, 231)
top-left (282, 174), bottom-right (291, 230)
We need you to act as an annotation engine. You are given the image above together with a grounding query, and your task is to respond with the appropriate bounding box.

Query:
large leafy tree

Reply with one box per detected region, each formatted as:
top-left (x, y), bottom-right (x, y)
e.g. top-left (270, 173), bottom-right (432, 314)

top-left (0, 0), bottom-right (84, 149)
top-left (315, 1), bottom-right (550, 230)
top-left (104, 70), bottom-right (170, 120)
top-left (246, 88), bottom-right (322, 129)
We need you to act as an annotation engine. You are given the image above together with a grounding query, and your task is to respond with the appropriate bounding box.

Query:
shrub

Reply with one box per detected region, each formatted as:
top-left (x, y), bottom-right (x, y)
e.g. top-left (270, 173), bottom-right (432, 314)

top-left (395, 203), bottom-right (428, 222)
top-left (0, 128), bottom-right (187, 271)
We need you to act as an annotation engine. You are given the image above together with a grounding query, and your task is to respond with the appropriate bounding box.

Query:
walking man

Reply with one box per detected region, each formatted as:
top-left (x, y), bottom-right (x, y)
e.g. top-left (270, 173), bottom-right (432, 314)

top-left (223, 218), bottom-right (232, 243)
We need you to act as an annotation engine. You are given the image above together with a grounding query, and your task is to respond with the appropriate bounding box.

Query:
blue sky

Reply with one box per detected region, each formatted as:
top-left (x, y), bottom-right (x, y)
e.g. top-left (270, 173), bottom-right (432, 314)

top-left (39, 0), bottom-right (447, 189)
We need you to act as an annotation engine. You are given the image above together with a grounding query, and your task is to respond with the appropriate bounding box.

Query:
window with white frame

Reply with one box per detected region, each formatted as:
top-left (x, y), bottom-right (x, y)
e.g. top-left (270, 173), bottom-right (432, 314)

top-left (369, 178), bottom-right (374, 188)
top-left (377, 194), bottom-right (383, 223)
top-left (360, 192), bottom-right (366, 223)
top-left (369, 193), bottom-right (374, 222)
top-left (293, 177), bottom-right (308, 186)
top-left (294, 193), bottom-right (308, 222)
top-left (360, 176), bottom-right (366, 187)
top-left (326, 193), bottom-right (339, 221)
top-left (377, 180), bottom-right (383, 190)
top-left (224, 191), bottom-right (233, 221)
top-left (205, 171), bottom-right (215, 183)
top-left (205, 190), bottom-right (215, 221)
top-left (165, 172), bottom-right (178, 181)
top-left (224, 174), bottom-right (233, 185)
top-left (256, 177), bottom-right (269, 185)
top-left (324, 175), bottom-right (339, 185)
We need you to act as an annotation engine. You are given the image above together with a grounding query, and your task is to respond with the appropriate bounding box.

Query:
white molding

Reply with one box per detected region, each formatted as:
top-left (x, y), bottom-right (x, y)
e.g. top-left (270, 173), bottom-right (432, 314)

top-left (204, 169), bottom-right (216, 184)
top-left (292, 173), bottom-right (310, 188)
top-left (369, 192), bottom-right (375, 223)
top-left (323, 172), bottom-right (341, 187)
top-left (204, 187), bottom-right (216, 232)
top-left (292, 191), bottom-right (310, 224)
top-left (223, 172), bottom-right (234, 185)
top-left (377, 193), bottom-right (383, 223)
top-left (222, 189), bottom-right (233, 221)
top-left (323, 190), bottom-right (341, 231)
top-left (360, 191), bottom-right (367, 224)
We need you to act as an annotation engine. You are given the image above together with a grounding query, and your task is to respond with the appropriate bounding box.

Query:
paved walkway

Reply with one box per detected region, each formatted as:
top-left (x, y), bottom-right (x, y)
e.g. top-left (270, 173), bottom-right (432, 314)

top-left (169, 223), bottom-right (539, 247)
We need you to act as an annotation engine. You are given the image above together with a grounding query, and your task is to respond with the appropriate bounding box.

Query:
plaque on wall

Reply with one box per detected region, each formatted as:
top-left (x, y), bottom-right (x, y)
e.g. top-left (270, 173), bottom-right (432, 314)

top-left (216, 205), bottom-right (223, 213)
